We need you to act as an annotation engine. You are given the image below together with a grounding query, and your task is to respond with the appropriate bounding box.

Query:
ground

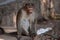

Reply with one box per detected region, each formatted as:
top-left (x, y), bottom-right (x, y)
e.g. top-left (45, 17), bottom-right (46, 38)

top-left (0, 32), bottom-right (32, 40)
top-left (0, 32), bottom-right (17, 40)
top-left (0, 20), bottom-right (60, 40)
top-left (0, 34), bottom-right (17, 40)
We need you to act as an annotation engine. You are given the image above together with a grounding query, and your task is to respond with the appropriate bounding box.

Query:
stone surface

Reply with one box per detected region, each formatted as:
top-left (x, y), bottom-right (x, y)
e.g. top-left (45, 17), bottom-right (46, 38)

top-left (0, 34), bottom-right (17, 40)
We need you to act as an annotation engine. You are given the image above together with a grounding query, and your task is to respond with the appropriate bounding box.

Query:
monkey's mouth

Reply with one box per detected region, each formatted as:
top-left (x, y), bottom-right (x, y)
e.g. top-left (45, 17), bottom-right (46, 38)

top-left (28, 9), bottom-right (33, 12)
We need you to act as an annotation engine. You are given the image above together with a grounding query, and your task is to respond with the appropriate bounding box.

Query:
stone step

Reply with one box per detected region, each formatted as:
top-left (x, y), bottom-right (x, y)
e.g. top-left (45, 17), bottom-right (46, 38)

top-left (0, 26), bottom-right (17, 33)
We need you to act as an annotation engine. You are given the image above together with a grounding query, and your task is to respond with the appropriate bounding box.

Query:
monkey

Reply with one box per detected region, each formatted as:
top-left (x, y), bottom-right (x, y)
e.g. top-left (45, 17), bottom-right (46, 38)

top-left (16, 3), bottom-right (37, 40)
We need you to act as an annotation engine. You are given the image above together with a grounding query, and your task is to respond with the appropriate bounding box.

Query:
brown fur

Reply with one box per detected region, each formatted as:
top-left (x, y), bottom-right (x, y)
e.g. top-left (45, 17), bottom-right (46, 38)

top-left (16, 3), bottom-right (36, 40)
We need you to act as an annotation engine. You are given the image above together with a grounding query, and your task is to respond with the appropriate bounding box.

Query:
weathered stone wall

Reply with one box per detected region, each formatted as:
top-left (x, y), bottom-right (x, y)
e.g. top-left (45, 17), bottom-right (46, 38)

top-left (54, 0), bottom-right (60, 14)
top-left (0, 0), bottom-right (6, 3)
top-left (0, 2), bottom-right (17, 26)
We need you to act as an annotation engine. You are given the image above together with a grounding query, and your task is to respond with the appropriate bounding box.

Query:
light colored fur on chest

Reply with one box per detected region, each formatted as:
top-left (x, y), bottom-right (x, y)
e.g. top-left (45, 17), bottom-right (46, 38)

top-left (21, 9), bottom-right (35, 22)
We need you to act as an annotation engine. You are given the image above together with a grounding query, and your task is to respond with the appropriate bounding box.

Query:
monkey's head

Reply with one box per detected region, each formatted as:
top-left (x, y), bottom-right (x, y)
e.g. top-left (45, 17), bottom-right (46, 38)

top-left (24, 3), bottom-right (35, 14)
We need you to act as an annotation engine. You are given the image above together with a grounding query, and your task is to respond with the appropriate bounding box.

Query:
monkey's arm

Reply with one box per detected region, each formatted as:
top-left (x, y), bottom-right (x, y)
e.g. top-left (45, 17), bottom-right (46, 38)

top-left (16, 9), bottom-right (30, 35)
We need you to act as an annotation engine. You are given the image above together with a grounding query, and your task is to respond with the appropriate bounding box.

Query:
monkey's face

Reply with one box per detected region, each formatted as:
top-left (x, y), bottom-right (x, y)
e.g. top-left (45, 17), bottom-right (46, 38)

top-left (26, 6), bottom-right (34, 13)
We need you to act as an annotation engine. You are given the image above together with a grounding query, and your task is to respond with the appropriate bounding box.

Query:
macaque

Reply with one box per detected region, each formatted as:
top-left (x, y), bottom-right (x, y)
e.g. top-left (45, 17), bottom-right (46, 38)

top-left (16, 3), bottom-right (37, 40)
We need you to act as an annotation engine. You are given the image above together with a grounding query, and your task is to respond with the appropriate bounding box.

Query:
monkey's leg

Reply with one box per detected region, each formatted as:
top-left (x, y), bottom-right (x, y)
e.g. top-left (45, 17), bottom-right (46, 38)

top-left (17, 27), bottom-right (22, 40)
top-left (29, 24), bottom-right (36, 40)
top-left (17, 22), bottom-right (22, 40)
